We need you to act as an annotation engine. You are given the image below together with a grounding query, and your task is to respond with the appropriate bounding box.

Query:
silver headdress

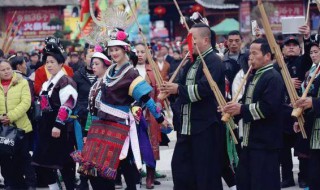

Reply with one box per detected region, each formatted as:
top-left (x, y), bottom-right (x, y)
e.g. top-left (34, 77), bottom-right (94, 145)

top-left (179, 12), bottom-right (209, 27)
top-left (190, 12), bottom-right (209, 26)
top-left (89, 0), bottom-right (133, 30)
top-left (77, 22), bottom-right (109, 46)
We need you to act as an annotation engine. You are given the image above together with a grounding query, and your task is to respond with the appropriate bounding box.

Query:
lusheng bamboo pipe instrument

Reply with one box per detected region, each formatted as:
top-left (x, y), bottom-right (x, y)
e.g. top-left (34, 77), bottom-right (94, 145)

top-left (173, 0), bottom-right (238, 144)
top-left (306, 0), bottom-right (311, 24)
top-left (258, 0), bottom-right (307, 139)
top-left (1, 11), bottom-right (16, 50)
top-left (158, 51), bottom-right (190, 100)
top-left (126, 0), bottom-right (172, 118)
top-left (4, 19), bottom-right (23, 55)
top-left (292, 63), bottom-right (320, 117)
top-left (222, 66), bottom-right (253, 122)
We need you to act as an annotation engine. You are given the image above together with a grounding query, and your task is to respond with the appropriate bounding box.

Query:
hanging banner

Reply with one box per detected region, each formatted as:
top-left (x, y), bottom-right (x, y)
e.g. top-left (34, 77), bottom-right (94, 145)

top-left (269, 2), bottom-right (304, 32)
top-left (5, 7), bottom-right (61, 40)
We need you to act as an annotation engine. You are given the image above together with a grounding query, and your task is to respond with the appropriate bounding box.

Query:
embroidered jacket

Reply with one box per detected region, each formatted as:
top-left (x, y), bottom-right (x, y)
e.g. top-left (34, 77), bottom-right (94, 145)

top-left (40, 70), bottom-right (78, 129)
top-left (311, 94), bottom-right (320, 149)
top-left (177, 47), bottom-right (225, 135)
top-left (240, 64), bottom-right (285, 149)
top-left (97, 63), bottom-right (163, 124)
top-left (301, 63), bottom-right (320, 149)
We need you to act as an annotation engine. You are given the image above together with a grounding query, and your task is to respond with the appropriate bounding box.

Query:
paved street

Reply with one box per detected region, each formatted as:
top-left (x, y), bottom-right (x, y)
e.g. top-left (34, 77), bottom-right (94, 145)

top-left (0, 131), bottom-right (305, 190)
top-left (144, 132), bottom-right (304, 190)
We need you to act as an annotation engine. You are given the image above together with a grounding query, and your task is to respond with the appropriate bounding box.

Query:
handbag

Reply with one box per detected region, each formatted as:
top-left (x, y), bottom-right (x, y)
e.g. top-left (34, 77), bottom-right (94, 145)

top-left (0, 124), bottom-right (25, 156)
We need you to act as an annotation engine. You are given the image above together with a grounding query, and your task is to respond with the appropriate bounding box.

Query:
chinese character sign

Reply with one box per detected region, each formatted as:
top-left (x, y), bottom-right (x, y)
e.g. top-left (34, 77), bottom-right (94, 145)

top-left (269, 2), bottom-right (304, 32)
top-left (5, 7), bottom-right (61, 40)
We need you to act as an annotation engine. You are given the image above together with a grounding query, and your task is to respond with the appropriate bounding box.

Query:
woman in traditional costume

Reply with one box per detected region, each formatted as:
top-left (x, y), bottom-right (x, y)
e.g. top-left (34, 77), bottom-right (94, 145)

top-left (134, 43), bottom-right (163, 189)
top-left (32, 37), bottom-right (78, 190)
top-left (72, 29), bottom-right (168, 190)
top-left (81, 51), bottom-right (113, 188)
top-left (295, 34), bottom-right (320, 190)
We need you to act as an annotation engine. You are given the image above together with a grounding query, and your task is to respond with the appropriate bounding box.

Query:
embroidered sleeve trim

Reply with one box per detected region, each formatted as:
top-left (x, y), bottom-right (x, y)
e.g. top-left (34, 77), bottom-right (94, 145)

top-left (187, 85), bottom-right (201, 102)
top-left (128, 76), bottom-right (144, 96)
top-left (249, 103), bottom-right (260, 120)
top-left (56, 106), bottom-right (72, 125)
top-left (256, 102), bottom-right (265, 119)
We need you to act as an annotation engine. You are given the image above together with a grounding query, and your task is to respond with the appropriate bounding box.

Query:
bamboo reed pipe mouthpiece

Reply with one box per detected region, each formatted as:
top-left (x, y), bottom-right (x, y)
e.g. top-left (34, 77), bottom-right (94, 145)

top-left (291, 107), bottom-right (303, 118)
top-left (221, 113), bottom-right (231, 122)
top-left (157, 92), bottom-right (168, 101)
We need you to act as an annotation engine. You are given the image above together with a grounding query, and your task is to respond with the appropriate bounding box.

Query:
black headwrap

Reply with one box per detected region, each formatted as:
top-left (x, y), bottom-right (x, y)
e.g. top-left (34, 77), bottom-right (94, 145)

top-left (42, 36), bottom-right (66, 64)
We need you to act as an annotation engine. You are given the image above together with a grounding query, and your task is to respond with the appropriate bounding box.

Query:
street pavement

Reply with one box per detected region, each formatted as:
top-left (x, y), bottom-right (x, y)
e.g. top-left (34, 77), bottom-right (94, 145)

top-left (0, 131), bottom-right (305, 190)
top-left (143, 132), bottom-right (303, 190)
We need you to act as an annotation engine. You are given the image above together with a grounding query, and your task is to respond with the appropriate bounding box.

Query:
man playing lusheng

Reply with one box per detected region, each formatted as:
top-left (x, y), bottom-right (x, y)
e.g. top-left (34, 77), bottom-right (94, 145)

top-left (221, 38), bottom-right (285, 190)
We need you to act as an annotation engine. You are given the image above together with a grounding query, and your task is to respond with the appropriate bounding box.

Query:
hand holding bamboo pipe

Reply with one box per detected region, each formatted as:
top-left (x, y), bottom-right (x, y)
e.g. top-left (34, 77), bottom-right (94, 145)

top-left (258, 0), bottom-right (307, 139)
top-left (292, 63), bottom-right (320, 118)
top-left (173, 0), bottom-right (238, 144)
top-left (221, 66), bottom-right (253, 122)
top-left (126, 0), bottom-right (172, 119)
top-left (158, 51), bottom-right (190, 100)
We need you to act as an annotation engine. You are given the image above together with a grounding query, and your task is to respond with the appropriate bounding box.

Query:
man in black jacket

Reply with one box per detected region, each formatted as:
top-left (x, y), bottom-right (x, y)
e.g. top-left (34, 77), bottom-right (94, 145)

top-left (223, 38), bottom-right (285, 190)
top-left (160, 45), bottom-right (175, 66)
top-left (26, 50), bottom-right (43, 76)
top-left (161, 23), bottom-right (225, 190)
top-left (69, 51), bottom-right (85, 72)
top-left (278, 25), bottom-right (312, 188)
top-left (223, 30), bottom-right (249, 101)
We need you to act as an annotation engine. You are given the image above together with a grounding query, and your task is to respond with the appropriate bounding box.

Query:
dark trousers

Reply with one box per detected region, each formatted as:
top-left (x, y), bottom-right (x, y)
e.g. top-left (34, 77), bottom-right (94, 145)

top-left (89, 148), bottom-right (139, 190)
top-left (298, 157), bottom-right (309, 183)
top-left (115, 170), bottom-right (122, 184)
top-left (36, 161), bottom-right (76, 190)
top-left (309, 150), bottom-right (320, 190)
top-left (78, 175), bottom-right (89, 190)
top-left (0, 132), bottom-right (36, 188)
top-left (236, 148), bottom-right (280, 190)
top-left (172, 126), bottom-right (223, 190)
top-left (117, 149), bottom-right (140, 190)
top-left (90, 176), bottom-right (115, 190)
top-left (280, 133), bottom-right (295, 182)
top-left (280, 148), bottom-right (294, 181)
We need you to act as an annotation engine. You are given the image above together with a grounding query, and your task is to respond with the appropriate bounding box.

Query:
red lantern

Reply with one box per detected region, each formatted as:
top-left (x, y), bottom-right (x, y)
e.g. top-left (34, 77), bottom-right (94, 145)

top-left (191, 4), bottom-right (204, 14)
top-left (154, 6), bottom-right (166, 17)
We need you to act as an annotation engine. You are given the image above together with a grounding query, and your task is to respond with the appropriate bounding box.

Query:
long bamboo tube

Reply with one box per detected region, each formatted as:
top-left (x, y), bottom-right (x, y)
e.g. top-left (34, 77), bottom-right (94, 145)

top-left (292, 63), bottom-right (320, 117)
top-left (158, 51), bottom-right (190, 100)
top-left (258, 0), bottom-right (307, 139)
top-left (173, 0), bottom-right (238, 144)
top-left (306, 0), bottom-right (311, 24)
top-left (4, 19), bottom-right (23, 54)
top-left (222, 66), bottom-right (253, 122)
top-left (126, 0), bottom-right (172, 119)
top-left (1, 11), bottom-right (17, 50)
